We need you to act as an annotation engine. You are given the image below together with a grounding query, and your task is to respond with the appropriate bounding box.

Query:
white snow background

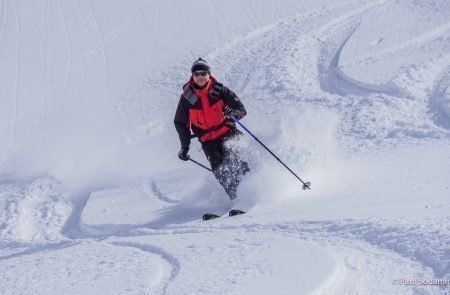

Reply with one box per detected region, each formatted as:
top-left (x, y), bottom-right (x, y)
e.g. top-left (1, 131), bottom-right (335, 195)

top-left (1, 0), bottom-right (450, 294)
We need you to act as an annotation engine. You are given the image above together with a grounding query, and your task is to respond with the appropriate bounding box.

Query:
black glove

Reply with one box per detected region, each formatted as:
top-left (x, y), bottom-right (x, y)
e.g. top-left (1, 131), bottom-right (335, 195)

top-left (178, 147), bottom-right (190, 161)
top-left (222, 106), bottom-right (238, 119)
top-left (223, 117), bottom-right (236, 127)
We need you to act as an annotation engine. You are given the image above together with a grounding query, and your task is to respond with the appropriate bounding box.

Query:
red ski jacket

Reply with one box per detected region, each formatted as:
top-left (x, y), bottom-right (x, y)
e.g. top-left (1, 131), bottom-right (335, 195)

top-left (174, 76), bottom-right (246, 147)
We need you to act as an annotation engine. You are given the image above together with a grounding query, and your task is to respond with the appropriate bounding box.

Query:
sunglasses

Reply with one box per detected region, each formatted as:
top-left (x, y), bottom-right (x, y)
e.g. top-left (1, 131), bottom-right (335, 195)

top-left (193, 71), bottom-right (209, 77)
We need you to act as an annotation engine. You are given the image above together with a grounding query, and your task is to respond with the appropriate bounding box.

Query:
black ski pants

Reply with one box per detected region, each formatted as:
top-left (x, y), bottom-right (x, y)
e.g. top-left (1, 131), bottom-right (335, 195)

top-left (201, 129), bottom-right (249, 200)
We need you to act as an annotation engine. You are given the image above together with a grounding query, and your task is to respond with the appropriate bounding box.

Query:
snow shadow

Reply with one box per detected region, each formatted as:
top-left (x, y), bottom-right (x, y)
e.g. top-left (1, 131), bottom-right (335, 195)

top-left (144, 184), bottom-right (232, 228)
top-left (318, 24), bottom-right (402, 97)
top-left (429, 71), bottom-right (450, 130)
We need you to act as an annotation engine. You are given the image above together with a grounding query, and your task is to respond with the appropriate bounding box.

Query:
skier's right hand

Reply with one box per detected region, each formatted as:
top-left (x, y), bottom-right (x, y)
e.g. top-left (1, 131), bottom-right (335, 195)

top-left (178, 147), bottom-right (190, 161)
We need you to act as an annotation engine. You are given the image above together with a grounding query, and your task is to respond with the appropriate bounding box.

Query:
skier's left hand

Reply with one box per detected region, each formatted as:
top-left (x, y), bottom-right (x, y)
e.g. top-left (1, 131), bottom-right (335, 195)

top-left (222, 106), bottom-right (238, 118)
top-left (223, 117), bottom-right (236, 127)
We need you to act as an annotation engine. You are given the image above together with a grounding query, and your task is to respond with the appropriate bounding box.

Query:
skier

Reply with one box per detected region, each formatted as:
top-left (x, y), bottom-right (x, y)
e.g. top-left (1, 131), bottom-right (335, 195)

top-left (174, 58), bottom-right (249, 200)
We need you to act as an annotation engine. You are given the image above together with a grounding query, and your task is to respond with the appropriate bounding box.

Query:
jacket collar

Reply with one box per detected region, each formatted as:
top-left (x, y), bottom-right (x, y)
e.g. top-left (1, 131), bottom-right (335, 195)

top-left (182, 76), bottom-right (218, 105)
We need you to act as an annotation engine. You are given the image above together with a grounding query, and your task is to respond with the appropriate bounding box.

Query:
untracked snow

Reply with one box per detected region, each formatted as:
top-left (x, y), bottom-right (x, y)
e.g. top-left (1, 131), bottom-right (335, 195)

top-left (0, 0), bottom-right (449, 294)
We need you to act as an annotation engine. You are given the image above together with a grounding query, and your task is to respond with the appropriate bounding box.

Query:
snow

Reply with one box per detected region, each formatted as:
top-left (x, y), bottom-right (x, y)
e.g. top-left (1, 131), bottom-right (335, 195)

top-left (0, 241), bottom-right (170, 295)
top-left (1, 0), bottom-right (450, 294)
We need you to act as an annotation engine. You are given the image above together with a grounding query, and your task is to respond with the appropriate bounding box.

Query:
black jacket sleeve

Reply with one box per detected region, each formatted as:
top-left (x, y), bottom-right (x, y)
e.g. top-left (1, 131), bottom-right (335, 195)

top-left (174, 95), bottom-right (191, 148)
top-left (221, 86), bottom-right (247, 120)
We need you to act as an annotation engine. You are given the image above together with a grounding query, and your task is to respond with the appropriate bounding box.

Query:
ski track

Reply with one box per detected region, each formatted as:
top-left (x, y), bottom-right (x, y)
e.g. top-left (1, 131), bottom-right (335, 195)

top-left (0, 240), bottom-right (168, 295)
top-left (105, 217), bottom-right (444, 294)
top-left (144, 180), bottom-right (179, 204)
top-left (0, 0), bottom-right (151, 144)
top-left (86, 0), bottom-right (111, 107)
top-left (128, 216), bottom-right (450, 280)
top-left (428, 65), bottom-right (450, 130)
top-left (61, 193), bottom-right (94, 240)
top-left (60, 193), bottom-right (450, 294)
top-left (111, 241), bottom-right (181, 295)
top-left (0, 240), bottom-right (78, 262)
top-left (0, 1), bottom-right (20, 170)
top-left (318, 24), bottom-right (403, 98)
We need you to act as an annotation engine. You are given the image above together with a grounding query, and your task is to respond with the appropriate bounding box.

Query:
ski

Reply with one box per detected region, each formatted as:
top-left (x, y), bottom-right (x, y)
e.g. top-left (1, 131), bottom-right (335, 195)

top-left (202, 213), bottom-right (220, 220)
top-left (202, 209), bottom-right (246, 221)
top-left (228, 209), bottom-right (246, 216)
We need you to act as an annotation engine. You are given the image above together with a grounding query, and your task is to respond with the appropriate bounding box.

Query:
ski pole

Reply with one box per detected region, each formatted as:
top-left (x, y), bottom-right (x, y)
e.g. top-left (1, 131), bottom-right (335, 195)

top-left (229, 115), bottom-right (311, 190)
top-left (189, 157), bottom-right (212, 172)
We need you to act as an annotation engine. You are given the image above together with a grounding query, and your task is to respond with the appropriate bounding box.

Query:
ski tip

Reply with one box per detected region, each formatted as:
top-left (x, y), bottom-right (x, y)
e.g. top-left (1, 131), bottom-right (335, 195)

top-left (203, 210), bottom-right (246, 220)
top-left (202, 213), bottom-right (220, 221)
top-left (229, 209), bottom-right (246, 216)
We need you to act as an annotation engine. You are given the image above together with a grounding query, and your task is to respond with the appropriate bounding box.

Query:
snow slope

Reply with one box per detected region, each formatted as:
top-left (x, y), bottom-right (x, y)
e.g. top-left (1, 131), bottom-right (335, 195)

top-left (1, 0), bottom-right (450, 294)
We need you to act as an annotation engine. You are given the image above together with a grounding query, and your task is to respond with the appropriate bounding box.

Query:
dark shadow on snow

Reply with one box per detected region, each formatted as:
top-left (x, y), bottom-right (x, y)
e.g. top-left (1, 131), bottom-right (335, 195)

top-left (429, 69), bottom-right (450, 131)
